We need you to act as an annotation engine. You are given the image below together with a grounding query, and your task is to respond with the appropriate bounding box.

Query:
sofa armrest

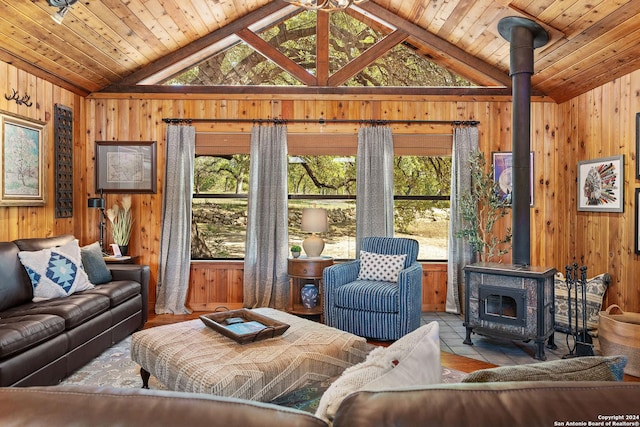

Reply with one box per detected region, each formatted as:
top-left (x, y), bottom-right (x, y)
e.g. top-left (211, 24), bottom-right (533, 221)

top-left (109, 264), bottom-right (149, 283)
top-left (108, 264), bottom-right (150, 326)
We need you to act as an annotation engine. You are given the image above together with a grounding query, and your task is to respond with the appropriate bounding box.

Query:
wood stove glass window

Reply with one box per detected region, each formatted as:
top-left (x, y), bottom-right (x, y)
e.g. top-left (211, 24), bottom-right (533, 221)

top-left (479, 285), bottom-right (526, 326)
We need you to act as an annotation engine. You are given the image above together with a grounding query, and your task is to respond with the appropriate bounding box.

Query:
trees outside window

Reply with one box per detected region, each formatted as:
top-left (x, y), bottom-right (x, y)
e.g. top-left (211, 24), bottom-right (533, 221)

top-left (192, 153), bottom-right (450, 261)
top-left (164, 10), bottom-right (474, 89)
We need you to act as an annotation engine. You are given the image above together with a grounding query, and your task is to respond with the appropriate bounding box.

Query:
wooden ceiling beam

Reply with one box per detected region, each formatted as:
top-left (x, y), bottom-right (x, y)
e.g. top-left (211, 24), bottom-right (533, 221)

top-left (104, 0), bottom-right (513, 94)
top-left (236, 28), bottom-right (317, 86)
top-left (316, 11), bottom-right (330, 86)
top-left (112, 1), bottom-right (294, 87)
top-left (328, 29), bottom-right (409, 86)
top-left (97, 84), bottom-right (515, 99)
top-left (355, 1), bottom-right (512, 88)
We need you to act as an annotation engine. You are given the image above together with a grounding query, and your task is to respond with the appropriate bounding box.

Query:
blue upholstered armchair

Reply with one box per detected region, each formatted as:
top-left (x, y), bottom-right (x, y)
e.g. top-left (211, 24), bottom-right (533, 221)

top-left (323, 237), bottom-right (422, 341)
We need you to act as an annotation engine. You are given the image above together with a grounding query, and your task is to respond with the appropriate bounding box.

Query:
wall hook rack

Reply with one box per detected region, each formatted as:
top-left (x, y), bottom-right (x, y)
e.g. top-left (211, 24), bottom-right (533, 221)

top-left (4, 89), bottom-right (33, 107)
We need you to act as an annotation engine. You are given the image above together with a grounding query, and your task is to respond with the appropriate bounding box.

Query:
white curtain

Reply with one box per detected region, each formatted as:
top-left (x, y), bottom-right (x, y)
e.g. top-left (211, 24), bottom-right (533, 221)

top-left (355, 125), bottom-right (394, 254)
top-left (446, 125), bottom-right (479, 313)
top-left (156, 124), bottom-right (195, 314)
top-left (243, 124), bottom-right (289, 309)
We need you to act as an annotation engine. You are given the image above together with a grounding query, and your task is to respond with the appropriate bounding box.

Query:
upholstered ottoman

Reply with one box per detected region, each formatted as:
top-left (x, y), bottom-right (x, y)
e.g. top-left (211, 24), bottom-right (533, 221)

top-left (131, 308), bottom-right (371, 402)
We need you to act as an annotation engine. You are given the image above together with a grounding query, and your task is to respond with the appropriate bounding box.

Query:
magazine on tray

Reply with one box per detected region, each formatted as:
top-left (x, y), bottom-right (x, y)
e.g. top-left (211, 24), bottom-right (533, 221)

top-left (224, 320), bottom-right (267, 335)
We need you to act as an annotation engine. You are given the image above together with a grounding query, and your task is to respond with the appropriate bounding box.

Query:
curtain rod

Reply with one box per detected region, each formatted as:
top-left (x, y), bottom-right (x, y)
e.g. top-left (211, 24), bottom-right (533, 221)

top-left (161, 117), bottom-right (479, 126)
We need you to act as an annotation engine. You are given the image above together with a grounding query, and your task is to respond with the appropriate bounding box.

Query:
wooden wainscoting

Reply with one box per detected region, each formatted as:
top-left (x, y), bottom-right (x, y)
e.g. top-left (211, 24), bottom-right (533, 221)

top-left (421, 262), bottom-right (447, 311)
top-left (187, 261), bottom-right (245, 312)
top-left (186, 261), bottom-right (448, 312)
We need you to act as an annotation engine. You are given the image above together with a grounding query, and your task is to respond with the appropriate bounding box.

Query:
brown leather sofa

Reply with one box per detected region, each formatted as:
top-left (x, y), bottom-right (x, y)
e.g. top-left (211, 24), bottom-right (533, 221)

top-left (0, 382), bottom-right (638, 427)
top-left (0, 235), bottom-right (149, 387)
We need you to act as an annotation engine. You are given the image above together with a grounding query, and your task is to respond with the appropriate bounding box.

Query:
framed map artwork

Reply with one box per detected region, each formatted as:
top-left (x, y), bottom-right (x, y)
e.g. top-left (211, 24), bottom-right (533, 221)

top-left (95, 141), bottom-right (157, 193)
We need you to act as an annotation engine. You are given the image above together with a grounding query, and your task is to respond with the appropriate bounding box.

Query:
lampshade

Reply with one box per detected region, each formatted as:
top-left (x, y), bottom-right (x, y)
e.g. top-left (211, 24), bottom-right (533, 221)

top-left (301, 208), bottom-right (328, 233)
top-left (88, 197), bottom-right (105, 209)
top-left (301, 208), bottom-right (328, 258)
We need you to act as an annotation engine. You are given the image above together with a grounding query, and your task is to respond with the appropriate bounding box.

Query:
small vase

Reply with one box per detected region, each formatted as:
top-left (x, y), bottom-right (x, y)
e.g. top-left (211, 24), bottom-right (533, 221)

top-left (118, 245), bottom-right (129, 256)
top-left (292, 251), bottom-right (301, 258)
top-left (301, 284), bottom-right (319, 309)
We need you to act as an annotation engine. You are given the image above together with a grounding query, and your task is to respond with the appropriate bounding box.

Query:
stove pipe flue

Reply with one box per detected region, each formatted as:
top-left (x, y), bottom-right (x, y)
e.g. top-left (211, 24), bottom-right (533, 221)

top-left (498, 17), bottom-right (548, 266)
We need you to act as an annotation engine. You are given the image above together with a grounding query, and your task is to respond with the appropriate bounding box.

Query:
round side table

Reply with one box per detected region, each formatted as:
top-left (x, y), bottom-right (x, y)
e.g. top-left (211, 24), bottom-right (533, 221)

top-left (287, 256), bottom-right (333, 322)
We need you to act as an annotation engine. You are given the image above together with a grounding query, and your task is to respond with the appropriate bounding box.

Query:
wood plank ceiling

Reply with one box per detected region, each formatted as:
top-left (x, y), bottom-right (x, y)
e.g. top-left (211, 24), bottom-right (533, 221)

top-left (0, 0), bottom-right (639, 103)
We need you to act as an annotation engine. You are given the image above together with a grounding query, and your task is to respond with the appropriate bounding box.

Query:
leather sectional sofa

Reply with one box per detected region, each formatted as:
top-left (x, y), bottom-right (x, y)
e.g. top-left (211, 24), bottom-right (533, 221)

top-left (0, 381), bottom-right (638, 427)
top-left (0, 234), bottom-right (149, 387)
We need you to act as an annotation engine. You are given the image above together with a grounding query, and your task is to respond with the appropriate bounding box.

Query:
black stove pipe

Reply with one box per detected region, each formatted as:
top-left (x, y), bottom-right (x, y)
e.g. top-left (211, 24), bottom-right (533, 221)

top-left (498, 17), bottom-right (548, 266)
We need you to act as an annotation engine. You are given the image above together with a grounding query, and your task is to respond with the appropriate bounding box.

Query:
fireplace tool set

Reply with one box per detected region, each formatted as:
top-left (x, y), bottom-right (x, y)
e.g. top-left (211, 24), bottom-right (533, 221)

top-left (562, 263), bottom-right (595, 358)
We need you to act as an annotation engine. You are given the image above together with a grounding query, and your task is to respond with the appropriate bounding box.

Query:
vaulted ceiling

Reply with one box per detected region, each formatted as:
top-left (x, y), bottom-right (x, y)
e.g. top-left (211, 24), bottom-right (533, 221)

top-left (1, 1), bottom-right (639, 103)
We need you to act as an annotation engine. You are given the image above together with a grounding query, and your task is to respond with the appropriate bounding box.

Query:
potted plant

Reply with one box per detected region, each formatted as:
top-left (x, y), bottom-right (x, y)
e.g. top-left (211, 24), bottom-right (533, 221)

top-left (455, 151), bottom-right (512, 262)
top-left (106, 195), bottom-right (134, 256)
top-left (290, 244), bottom-right (302, 258)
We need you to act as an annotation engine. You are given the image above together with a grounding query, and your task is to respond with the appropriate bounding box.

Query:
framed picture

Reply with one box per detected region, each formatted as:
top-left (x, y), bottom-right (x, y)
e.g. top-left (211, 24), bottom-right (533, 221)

top-left (95, 141), bottom-right (157, 193)
top-left (577, 155), bottom-right (624, 212)
top-left (635, 189), bottom-right (640, 254)
top-left (636, 113), bottom-right (640, 179)
top-left (492, 151), bottom-right (534, 206)
top-left (0, 111), bottom-right (47, 206)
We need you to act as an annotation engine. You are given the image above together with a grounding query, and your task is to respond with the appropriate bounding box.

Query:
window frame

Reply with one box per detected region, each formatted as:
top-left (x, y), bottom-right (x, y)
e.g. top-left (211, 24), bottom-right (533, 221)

top-left (192, 131), bottom-right (453, 262)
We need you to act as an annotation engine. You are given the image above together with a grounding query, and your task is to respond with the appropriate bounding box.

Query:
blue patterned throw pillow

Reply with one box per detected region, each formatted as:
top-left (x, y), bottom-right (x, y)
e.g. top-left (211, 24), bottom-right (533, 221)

top-left (357, 250), bottom-right (407, 283)
top-left (18, 239), bottom-right (94, 301)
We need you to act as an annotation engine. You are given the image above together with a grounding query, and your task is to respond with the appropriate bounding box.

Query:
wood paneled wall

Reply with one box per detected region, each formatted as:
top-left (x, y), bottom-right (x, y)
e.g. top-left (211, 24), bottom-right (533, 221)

top-left (84, 93), bottom-right (558, 312)
top-left (4, 56), bottom-right (640, 314)
top-left (0, 62), bottom-right (84, 241)
top-left (556, 71), bottom-right (640, 312)
top-left (186, 261), bottom-right (448, 313)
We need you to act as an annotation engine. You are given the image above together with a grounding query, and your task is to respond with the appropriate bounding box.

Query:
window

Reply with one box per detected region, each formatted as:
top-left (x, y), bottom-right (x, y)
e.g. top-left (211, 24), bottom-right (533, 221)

top-left (192, 139), bottom-right (451, 261)
top-left (163, 10), bottom-right (474, 88)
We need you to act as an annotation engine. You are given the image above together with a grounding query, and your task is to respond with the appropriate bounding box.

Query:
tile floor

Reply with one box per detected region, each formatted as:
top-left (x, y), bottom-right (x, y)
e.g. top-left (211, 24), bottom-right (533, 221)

top-left (423, 312), bottom-right (594, 366)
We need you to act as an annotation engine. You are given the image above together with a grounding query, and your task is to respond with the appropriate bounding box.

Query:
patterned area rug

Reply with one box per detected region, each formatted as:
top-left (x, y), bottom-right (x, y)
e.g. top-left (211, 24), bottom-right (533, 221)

top-left (60, 336), bottom-right (467, 413)
top-left (60, 336), bottom-right (167, 391)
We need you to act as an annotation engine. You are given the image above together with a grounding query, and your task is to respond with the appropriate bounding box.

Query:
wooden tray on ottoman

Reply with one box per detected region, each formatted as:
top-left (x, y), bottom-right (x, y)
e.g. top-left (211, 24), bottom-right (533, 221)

top-left (200, 308), bottom-right (290, 344)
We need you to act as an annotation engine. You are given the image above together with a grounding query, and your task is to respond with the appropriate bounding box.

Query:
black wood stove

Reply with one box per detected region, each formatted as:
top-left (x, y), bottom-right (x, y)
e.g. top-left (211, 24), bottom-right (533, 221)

top-left (463, 262), bottom-right (557, 360)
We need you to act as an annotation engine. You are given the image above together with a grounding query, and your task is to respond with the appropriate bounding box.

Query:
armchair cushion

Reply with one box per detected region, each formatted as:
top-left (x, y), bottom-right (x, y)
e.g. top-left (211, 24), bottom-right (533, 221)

top-left (357, 251), bottom-right (406, 283)
top-left (335, 281), bottom-right (399, 312)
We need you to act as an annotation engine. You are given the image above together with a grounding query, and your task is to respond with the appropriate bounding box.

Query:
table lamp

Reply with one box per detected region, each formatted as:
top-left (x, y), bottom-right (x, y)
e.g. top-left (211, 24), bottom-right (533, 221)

top-left (88, 189), bottom-right (106, 252)
top-left (301, 208), bottom-right (328, 258)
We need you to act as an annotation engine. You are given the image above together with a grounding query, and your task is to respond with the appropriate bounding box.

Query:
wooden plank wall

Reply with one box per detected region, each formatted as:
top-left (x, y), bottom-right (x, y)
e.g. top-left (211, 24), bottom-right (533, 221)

top-left (187, 261), bottom-right (448, 312)
top-left (188, 261), bottom-right (245, 311)
top-left (4, 57), bottom-right (640, 315)
top-left (84, 93), bottom-right (556, 313)
top-left (556, 71), bottom-right (640, 311)
top-left (0, 62), bottom-right (84, 241)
